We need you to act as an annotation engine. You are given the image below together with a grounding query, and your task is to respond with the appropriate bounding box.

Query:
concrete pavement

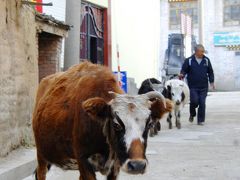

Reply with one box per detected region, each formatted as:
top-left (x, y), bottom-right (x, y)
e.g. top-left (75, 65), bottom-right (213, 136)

top-left (14, 92), bottom-right (240, 179)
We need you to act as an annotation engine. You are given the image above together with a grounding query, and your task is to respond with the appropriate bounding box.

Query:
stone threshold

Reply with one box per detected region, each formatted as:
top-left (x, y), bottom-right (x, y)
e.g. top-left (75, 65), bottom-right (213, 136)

top-left (0, 148), bottom-right (36, 180)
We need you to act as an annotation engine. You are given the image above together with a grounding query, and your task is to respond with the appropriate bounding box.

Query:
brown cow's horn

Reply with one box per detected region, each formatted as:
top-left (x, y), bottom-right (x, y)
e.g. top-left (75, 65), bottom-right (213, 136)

top-left (144, 91), bottom-right (166, 108)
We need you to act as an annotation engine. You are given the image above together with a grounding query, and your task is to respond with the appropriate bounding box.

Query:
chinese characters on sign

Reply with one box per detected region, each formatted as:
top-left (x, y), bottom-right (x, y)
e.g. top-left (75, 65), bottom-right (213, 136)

top-left (213, 32), bottom-right (240, 46)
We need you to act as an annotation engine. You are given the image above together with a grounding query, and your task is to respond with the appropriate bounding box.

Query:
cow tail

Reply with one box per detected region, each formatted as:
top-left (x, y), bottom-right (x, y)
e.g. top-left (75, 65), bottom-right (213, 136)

top-left (34, 168), bottom-right (38, 180)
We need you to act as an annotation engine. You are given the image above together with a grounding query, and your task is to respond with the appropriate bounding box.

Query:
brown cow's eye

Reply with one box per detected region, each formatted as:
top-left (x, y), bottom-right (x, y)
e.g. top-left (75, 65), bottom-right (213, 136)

top-left (113, 112), bottom-right (125, 132)
top-left (113, 122), bottom-right (122, 131)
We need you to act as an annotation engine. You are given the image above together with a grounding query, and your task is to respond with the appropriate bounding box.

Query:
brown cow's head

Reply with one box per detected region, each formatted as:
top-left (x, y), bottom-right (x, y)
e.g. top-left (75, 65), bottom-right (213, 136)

top-left (82, 91), bottom-right (172, 174)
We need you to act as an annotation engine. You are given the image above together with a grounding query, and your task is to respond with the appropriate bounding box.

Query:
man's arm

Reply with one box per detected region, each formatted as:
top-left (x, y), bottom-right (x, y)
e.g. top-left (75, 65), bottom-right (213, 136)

top-left (207, 59), bottom-right (215, 89)
top-left (179, 59), bottom-right (190, 79)
top-left (207, 60), bottom-right (214, 83)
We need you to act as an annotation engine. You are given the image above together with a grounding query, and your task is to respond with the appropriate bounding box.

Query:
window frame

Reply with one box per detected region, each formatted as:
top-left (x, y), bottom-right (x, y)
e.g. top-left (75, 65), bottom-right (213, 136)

top-left (169, 1), bottom-right (198, 30)
top-left (223, 0), bottom-right (240, 26)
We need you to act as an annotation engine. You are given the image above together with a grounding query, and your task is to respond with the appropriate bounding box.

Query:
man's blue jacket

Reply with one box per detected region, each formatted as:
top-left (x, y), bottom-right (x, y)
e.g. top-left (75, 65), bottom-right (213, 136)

top-left (181, 54), bottom-right (214, 89)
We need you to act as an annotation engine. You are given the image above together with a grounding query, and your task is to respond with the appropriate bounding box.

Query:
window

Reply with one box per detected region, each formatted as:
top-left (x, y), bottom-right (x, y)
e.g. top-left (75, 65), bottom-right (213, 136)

top-left (169, 1), bottom-right (198, 30)
top-left (224, 0), bottom-right (240, 26)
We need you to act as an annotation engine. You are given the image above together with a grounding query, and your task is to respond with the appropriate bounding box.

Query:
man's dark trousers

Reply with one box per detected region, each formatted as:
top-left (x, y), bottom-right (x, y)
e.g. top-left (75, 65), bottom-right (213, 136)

top-left (190, 88), bottom-right (208, 123)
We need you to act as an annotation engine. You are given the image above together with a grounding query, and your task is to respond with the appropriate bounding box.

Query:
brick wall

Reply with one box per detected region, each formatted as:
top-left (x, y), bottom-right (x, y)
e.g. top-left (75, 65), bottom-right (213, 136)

top-left (38, 32), bottom-right (62, 82)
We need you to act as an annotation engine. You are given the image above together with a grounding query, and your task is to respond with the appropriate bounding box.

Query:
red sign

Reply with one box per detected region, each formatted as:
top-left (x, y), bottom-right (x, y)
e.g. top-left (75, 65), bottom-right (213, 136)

top-left (31, 0), bottom-right (43, 13)
top-left (36, 0), bottom-right (43, 13)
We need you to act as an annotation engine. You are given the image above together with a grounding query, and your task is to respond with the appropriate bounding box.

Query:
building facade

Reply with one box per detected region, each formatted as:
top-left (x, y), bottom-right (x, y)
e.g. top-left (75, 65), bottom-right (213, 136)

top-left (40, 0), bottom-right (240, 90)
top-left (41, 0), bottom-right (162, 89)
top-left (159, 0), bottom-right (240, 91)
top-left (42, 0), bottom-right (111, 69)
top-left (0, 0), bottom-right (69, 157)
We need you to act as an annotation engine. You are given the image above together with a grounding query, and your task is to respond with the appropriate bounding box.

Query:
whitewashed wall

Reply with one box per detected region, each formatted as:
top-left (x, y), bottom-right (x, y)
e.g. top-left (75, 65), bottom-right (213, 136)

top-left (209, 0), bottom-right (240, 90)
top-left (111, 0), bottom-right (161, 88)
top-left (42, 0), bottom-right (66, 21)
top-left (87, 0), bottom-right (108, 8)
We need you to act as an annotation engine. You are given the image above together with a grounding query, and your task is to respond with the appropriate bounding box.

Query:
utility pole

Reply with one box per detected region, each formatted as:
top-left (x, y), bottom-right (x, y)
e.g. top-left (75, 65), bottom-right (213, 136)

top-left (64, 0), bottom-right (81, 70)
top-left (198, 0), bottom-right (204, 44)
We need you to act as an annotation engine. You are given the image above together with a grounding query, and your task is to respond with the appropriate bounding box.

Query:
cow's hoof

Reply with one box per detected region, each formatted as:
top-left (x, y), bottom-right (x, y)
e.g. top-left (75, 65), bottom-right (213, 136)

top-left (154, 127), bottom-right (159, 134)
top-left (176, 123), bottom-right (181, 129)
top-left (149, 129), bottom-right (155, 137)
top-left (156, 122), bottom-right (161, 131)
top-left (149, 133), bottom-right (154, 137)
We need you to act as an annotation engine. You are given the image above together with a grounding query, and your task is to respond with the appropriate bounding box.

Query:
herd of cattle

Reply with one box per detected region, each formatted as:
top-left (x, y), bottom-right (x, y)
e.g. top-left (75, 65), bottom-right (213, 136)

top-left (138, 78), bottom-right (190, 136)
top-left (32, 62), bottom-right (190, 180)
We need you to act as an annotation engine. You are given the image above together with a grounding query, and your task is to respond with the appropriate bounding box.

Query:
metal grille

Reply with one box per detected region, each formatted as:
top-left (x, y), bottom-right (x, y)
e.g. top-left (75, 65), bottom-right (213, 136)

top-left (223, 0), bottom-right (240, 26)
top-left (80, 2), bottom-right (104, 64)
top-left (169, 1), bottom-right (198, 30)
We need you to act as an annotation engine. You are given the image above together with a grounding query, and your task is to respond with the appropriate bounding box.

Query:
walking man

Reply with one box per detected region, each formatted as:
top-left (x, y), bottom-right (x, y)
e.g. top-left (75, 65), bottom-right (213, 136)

top-left (179, 44), bottom-right (215, 125)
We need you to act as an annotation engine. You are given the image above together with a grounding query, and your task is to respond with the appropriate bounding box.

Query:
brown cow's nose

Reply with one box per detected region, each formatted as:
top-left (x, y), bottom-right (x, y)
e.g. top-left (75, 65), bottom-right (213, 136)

top-left (127, 160), bottom-right (146, 173)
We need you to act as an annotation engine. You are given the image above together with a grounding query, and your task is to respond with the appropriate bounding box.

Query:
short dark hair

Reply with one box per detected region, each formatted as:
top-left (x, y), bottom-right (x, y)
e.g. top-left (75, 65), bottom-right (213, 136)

top-left (194, 44), bottom-right (205, 52)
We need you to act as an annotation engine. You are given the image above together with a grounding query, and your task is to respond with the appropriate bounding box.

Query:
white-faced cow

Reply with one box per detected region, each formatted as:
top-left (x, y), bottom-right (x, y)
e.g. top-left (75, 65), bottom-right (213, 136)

top-left (162, 79), bottom-right (189, 129)
top-left (32, 62), bottom-right (173, 180)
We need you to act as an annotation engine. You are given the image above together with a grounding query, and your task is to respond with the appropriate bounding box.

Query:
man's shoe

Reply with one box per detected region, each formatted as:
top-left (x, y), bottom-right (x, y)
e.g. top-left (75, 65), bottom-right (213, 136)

top-left (197, 122), bottom-right (204, 126)
top-left (189, 116), bottom-right (194, 123)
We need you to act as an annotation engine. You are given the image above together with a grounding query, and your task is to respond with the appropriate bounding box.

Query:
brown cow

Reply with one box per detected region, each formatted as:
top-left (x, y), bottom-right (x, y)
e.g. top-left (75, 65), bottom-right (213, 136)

top-left (32, 61), bottom-right (173, 180)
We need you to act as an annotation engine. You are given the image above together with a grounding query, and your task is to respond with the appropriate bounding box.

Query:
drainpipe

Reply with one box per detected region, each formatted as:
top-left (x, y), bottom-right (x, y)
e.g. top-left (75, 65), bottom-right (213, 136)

top-left (198, 0), bottom-right (204, 45)
top-left (64, 0), bottom-right (81, 70)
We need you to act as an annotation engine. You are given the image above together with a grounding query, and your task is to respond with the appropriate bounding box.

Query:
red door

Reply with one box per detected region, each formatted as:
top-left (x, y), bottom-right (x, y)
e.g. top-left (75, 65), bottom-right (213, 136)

top-left (80, 2), bottom-right (105, 65)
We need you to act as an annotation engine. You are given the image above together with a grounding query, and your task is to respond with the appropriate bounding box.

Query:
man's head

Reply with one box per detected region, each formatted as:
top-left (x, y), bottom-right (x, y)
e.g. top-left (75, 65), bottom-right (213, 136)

top-left (194, 44), bottom-right (205, 59)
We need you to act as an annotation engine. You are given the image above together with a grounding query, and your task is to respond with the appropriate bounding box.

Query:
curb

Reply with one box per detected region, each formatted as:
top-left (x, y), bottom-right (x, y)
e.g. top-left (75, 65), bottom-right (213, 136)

top-left (0, 148), bottom-right (37, 180)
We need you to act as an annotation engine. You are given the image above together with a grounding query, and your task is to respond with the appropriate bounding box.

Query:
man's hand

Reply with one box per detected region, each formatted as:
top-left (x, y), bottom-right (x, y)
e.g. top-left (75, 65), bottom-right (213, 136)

top-left (210, 83), bottom-right (215, 90)
top-left (178, 74), bottom-right (184, 80)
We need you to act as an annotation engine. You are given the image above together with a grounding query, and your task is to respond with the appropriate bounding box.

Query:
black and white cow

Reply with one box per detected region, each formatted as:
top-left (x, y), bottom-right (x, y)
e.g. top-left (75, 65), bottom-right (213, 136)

top-left (162, 79), bottom-right (190, 129)
top-left (138, 78), bottom-right (165, 136)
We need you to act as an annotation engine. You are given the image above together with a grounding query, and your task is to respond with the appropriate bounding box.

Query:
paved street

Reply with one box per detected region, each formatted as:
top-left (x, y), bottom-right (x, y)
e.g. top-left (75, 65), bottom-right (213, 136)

top-left (25, 92), bottom-right (240, 180)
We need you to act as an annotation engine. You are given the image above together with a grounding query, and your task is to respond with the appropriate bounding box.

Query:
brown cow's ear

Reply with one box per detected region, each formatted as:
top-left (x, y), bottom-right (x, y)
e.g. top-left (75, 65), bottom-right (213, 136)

top-left (82, 97), bottom-right (112, 121)
top-left (150, 98), bottom-right (173, 119)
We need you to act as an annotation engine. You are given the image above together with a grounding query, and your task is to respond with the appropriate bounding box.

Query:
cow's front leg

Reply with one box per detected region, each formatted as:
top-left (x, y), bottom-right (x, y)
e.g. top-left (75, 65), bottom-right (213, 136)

top-left (175, 110), bottom-right (181, 129)
top-left (149, 123), bottom-right (159, 137)
top-left (78, 158), bottom-right (96, 180)
top-left (167, 112), bottom-right (172, 129)
top-left (35, 151), bottom-right (50, 180)
top-left (107, 164), bottom-right (120, 180)
top-left (154, 121), bottom-right (161, 134)
top-left (149, 126), bottom-right (155, 137)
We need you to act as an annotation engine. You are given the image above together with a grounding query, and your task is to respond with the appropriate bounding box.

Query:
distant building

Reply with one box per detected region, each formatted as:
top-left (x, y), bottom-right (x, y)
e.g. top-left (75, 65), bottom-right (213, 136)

top-left (160, 0), bottom-right (240, 91)
top-left (41, 0), bottom-right (240, 90)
